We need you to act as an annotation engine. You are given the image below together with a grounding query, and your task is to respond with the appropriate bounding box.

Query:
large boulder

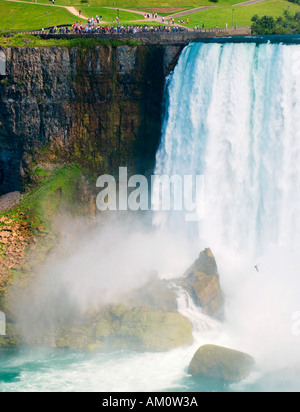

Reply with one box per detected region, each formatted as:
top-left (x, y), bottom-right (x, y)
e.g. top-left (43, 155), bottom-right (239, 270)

top-left (180, 249), bottom-right (224, 319)
top-left (97, 306), bottom-right (193, 352)
top-left (55, 304), bottom-right (193, 352)
top-left (188, 344), bottom-right (255, 383)
top-left (125, 279), bottom-right (178, 313)
top-left (185, 248), bottom-right (219, 276)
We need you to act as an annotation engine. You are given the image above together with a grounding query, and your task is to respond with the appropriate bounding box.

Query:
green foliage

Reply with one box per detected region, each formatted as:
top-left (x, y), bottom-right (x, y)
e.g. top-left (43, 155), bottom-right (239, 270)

top-left (288, 0), bottom-right (300, 5)
top-left (178, 0), bottom-right (300, 29)
top-left (251, 9), bottom-right (300, 34)
top-left (3, 164), bottom-right (83, 232)
top-left (0, 33), bottom-right (140, 48)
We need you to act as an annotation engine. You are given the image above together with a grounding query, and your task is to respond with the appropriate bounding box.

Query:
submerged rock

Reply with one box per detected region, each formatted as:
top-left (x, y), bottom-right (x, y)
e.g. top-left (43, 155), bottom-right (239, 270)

top-left (188, 344), bottom-right (255, 383)
top-left (180, 249), bottom-right (224, 319)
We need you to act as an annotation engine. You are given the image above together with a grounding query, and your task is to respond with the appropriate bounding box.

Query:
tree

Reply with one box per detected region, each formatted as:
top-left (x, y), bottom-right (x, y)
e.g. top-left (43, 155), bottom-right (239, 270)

top-left (251, 11), bottom-right (300, 34)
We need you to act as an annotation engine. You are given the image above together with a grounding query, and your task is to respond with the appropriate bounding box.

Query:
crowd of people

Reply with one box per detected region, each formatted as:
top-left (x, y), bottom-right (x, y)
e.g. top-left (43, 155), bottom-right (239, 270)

top-left (46, 22), bottom-right (187, 34)
top-left (42, 10), bottom-right (235, 35)
top-left (143, 12), bottom-right (158, 19)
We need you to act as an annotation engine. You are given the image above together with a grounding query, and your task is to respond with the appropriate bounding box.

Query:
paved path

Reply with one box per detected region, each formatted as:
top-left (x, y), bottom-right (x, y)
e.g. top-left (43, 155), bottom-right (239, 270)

top-left (64, 6), bottom-right (89, 20)
top-left (5, 0), bottom-right (263, 28)
top-left (164, 0), bottom-right (266, 19)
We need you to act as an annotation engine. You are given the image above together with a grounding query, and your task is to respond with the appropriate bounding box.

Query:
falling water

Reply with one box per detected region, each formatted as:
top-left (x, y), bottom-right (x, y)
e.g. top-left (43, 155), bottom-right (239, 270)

top-left (155, 41), bottom-right (300, 256)
top-left (1, 41), bottom-right (300, 392)
top-left (155, 41), bottom-right (300, 371)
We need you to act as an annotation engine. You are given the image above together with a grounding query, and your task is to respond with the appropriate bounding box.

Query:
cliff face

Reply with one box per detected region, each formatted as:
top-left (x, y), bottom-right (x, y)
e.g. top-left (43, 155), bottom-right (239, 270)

top-left (0, 43), bottom-right (183, 195)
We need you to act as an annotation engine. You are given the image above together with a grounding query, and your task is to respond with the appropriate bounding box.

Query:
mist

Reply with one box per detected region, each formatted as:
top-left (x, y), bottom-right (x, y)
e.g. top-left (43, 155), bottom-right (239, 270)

top-left (13, 212), bottom-right (196, 343)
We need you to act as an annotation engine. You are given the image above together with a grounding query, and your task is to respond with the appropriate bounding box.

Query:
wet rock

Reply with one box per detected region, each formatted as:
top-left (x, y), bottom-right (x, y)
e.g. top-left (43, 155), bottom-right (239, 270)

top-left (180, 249), bottom-right (224, 319)
top-left (185, 248), bottom-right (218, 276)
top-left (117, 46), bottom-right (137, 75)
top-left (0, 191), bottom-right (20, 213)
top-left (98, 306), bottom-right (193, 352)
top-left (188, 344), bottom-right (255, 382)
top-left (55, 305), bottom-right (193, 352)
top-left (126, 278), bottom-right (178, 313)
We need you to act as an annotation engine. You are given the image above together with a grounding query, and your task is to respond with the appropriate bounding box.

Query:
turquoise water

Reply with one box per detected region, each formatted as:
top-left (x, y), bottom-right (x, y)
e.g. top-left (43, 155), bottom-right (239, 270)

top-left (1, 348), bottom-right (300, 392)
top-left (2, 39), bottom-right (300, 392)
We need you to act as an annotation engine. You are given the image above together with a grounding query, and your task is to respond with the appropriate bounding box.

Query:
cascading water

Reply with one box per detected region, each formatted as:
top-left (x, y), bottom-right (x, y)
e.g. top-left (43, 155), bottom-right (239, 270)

top-left (155, 41), bottom-right (300, 255)
top-left (173, 284), bottom-right (221, 337)
top-left (2, 41), bottom-right (300, 393)
top-left (155, 41), bottom-right (300, 372)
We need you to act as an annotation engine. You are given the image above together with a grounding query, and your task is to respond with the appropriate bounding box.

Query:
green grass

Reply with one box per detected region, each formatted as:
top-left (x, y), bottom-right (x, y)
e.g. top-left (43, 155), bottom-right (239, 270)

top-left (0, 1), bottom-right (78, 30)
top-left (2, 0), bottom-right (220, 9)
top-left (2, 164), bottom-right (84, 230)
top-left (178, 0), bottom-right (300, 28)
top-left (2, 0), bottom-right (259, 9)
top-left (1, 0), bottom-right (300, 30)
top-left (77, 6), bottom-right (142, 21)
top-left (0, 33), bottom-right (141, 48)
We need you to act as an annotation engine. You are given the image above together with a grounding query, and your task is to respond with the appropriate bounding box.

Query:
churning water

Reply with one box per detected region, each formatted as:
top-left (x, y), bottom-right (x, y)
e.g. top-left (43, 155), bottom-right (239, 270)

top-left (1, 40), bottom-right (300, 392)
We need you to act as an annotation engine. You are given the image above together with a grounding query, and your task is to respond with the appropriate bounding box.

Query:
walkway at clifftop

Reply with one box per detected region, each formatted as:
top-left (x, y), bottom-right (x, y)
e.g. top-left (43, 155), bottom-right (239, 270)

top-left (33, 27), bottom-right (252, 44)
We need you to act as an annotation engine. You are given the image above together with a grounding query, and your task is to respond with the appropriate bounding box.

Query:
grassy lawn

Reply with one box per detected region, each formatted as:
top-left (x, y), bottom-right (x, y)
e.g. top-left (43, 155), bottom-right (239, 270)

top-left (78, 6), bottom-right (142, 21)
top-left (1, 0), bottom-right (300, 30)
top-left (0, 1), bottom-right (79, 29)
top-left (178, 0), bottom-right (300, 28)
top-left (1, 0), bottom-right (261, 11)
top-left (3, 0), bottom-right (226, 8)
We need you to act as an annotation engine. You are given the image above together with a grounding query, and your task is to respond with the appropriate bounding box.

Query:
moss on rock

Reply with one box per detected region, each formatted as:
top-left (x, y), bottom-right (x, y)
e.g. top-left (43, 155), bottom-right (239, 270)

top-left (117, 308), bottom-right (193, 352)
top-left (53, 305), bottom-right (193, 353)
top-left (125, 279), bottom-right (178, 313)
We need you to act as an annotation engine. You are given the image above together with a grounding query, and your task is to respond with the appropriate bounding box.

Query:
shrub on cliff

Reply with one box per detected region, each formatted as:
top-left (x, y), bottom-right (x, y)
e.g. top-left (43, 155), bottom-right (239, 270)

top-left (251, 11), bottom-right (300, 34)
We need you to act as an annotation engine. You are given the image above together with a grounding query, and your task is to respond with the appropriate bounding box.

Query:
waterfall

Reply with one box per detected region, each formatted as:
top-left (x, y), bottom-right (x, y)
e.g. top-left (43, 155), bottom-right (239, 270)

top-left (155, 42), bottom-right (300, 257)
top-left (173, 284), bottom-right (221, 337)
top-left (154, 41), bottom-right (300, 367)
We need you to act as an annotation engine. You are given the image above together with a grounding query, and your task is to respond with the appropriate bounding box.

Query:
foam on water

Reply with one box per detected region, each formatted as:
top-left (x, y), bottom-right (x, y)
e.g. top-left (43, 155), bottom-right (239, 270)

top-left (2, 41), bottom-right (300, 392)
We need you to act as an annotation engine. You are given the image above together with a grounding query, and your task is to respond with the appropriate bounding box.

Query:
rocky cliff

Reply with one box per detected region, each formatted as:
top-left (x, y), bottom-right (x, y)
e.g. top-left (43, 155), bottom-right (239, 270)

top-left (0, 43), bottom-right (183, 195)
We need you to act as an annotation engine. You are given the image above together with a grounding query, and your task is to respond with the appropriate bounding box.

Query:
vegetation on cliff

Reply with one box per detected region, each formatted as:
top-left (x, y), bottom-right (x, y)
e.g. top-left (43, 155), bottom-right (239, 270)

top-left (251, 9), bottom-right (300, 33)
top-left (162, 0), bottom-right (300, 29)
top-left (0, 162), bottom-right (93, 291)
top-left (0, 33), bottom-right (140, 48)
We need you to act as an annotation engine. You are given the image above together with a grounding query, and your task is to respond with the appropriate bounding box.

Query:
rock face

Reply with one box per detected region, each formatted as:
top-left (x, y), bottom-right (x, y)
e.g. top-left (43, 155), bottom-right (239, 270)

top-left (180, 249), bottom-right (224, 319)
top-left (56, 304), bottom-right (193, 352)
top-left (126, 279), bottom-right (178, 313)
top-left (188, 345), bottom-right (255, 383)
top-left (0, 191), bottom-right (20, 213)
top-left (0, 44), bottom-right (184, 195)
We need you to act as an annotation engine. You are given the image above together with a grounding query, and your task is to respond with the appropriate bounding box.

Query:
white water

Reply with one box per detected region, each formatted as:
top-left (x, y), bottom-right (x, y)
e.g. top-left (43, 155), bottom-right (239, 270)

top-left (0, 288), bottom-right (226, 393)
top-left (155, 41), bottom-right (300, 372)
top-left (2, 41), bottom-right (300, 392)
